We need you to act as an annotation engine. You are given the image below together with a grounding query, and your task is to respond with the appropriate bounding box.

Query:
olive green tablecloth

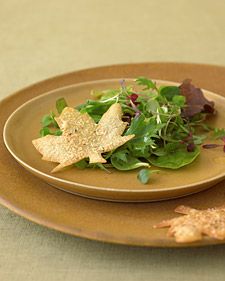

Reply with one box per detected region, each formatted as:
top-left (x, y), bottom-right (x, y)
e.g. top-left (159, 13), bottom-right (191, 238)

top-left (1, 1), bottom-right (225, 280)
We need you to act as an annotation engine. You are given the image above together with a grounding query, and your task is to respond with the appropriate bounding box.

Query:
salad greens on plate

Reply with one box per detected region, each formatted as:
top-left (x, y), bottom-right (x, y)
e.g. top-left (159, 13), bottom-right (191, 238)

top-left (38, 77), bottom-right (225, 184)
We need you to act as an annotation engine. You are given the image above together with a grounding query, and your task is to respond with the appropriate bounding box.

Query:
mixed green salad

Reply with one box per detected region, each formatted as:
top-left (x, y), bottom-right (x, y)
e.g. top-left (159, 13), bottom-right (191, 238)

top-left (39, 77), bottom-right (225, 184)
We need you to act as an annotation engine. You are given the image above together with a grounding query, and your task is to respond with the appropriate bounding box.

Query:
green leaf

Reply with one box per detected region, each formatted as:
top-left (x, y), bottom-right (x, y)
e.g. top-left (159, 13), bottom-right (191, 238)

top-left (90, 90), bottom-right (103, 99)
top-left (40, 127), bottom-right (62, 137)
top-left (135, 77), bottom-right (156, 90)
top-left (137, 169), bottom-right (151, 184)
top-left (56, 98), bottom-right (68, 114)
top-left (193, 134), bottom-right (206, 145)
top-left (125, 114), bottom-right (145, 136)
top-left (41, 115), bottom-right (53, 127)
top-left (172, 95), bottom-right (186, 107)
top-left (78, 100), bottom-right (113, 119)
top-left (126, 115), bottom-right (163, 139)
top-left (149, 146), bottom-right (200, 169)
top-left (146, 99), bottom-right (160, 114)
top-left (111, 149), bottom-right (128, 163)
top-left (160, 86), bottom-right (180, 101)
top-left (137, 169), bottom-right (159, 184)
top-left (50, 111), bottom-right (59, 128)
top-left (88, 114), bottom-right (102, 123)
top-left (41, 112), bottom-right (58, 128)
top-left (91, 89), bottom-right (119, 101)
top-left (152, 147), bottom-right (167, 156)
top-left (127, 144), bottom-right (151, 158)
top-left (212, 128), bottom-right (225, 139)
top-left (95, 163), bottom-right (111, 173)
top-left (74, 159), bottom-right (89, 169)
top-left (164, 142), bottom-right (180, 153)
top-left (125, 115), bottom-right (164, 156)
top-left (53, 129), bottom-right (62, 136)
top-left (111, 152), bottom-right (150, 171)
top-left (40, 127), bottom-right (50, 137)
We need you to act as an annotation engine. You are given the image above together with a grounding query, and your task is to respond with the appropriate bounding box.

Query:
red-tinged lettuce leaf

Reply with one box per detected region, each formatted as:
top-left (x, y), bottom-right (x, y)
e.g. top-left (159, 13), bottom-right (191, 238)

top-left (179, 79), bottom-right (214, 118)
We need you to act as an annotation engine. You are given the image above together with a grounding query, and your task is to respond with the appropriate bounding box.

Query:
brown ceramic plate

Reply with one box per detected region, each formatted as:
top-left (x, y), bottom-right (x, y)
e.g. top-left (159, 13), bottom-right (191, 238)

top-left (1, 63), bottom-right (225, 247)
top-left (3, 78), bottom-right (225, 202)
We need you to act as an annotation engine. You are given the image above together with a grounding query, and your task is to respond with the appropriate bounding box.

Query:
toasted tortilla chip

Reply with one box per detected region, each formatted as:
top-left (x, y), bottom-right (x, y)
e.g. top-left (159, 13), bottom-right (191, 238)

top-left (32, 103), bottom-right (134, 172)
top-left (154, 205), bottom-right (225, 243)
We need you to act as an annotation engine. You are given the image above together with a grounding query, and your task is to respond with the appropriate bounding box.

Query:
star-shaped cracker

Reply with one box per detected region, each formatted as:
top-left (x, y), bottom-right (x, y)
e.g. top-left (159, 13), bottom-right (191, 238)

top-left (154, 205), bottom-right (225, 243)
top-left (32, 103), bottom-right (134, 172)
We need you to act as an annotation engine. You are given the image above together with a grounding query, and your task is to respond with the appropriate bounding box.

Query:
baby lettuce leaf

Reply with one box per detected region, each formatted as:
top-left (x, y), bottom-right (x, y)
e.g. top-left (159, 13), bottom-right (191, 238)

top-left (125, 114), bottom-right (167, 160)
top-left (137, 169), bottom-right (151, 184)
top-left (172, 95), bottom-right (186, 107)
top-left (125, 115), bottom-right (164, 159)
top-left (145, 99), bottom-right (160, 115)
top-left (74, 159), bottom-right (89, 169)
top-left (149, 145), bottom-right (200, 169)
top-left (91, 89), bottom-right (119, 100)
top-left (125, 114), bottom-right (145, 135)
top-left (41, 112), bottom-right (58, 128)
top-left (212, 128), bottom-right (225, 139)
top-left (39, 127), bottom-right (62, 137)
top-left (135, 77), bottom-right (156, 90)
top-left (111, 149), bottom-right (150, 170)
top-left (77, 100), bottom-right (114, 122)
top-left (160, 86), bottom-right (180, 101)
top-left (40, 127), bottom-right (50, 137)
top-left (56, 98), bottom-right (68, 114)
top-left (125, 115), bottom-right (164, 141)
top-left (137, 169), bottom-right (160, 184)
top-left (41, 115), bottom-right (54, 127)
